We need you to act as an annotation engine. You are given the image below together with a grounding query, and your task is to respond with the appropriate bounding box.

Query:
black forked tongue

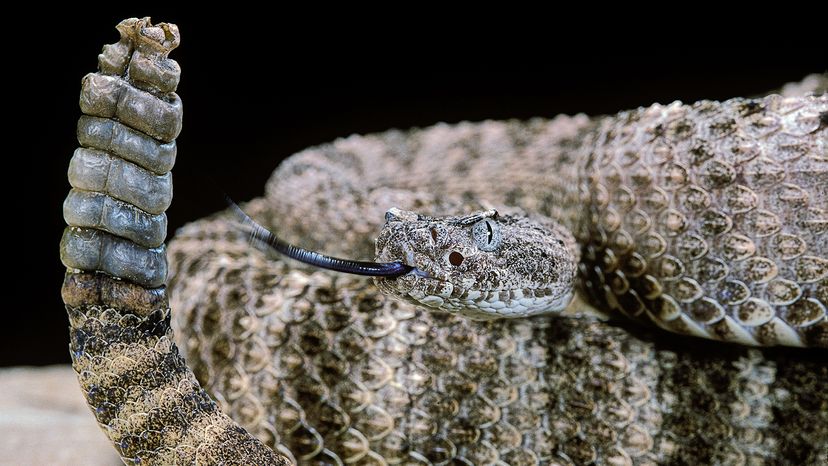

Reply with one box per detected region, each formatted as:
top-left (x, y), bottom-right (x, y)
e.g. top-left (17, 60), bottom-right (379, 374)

top-left (226, 197), bottom-right (414, 278)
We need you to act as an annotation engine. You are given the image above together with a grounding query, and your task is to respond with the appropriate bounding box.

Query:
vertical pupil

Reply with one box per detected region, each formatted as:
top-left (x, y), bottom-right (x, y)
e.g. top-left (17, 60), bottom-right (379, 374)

top-left (485, 221), bottom-right (493, 243)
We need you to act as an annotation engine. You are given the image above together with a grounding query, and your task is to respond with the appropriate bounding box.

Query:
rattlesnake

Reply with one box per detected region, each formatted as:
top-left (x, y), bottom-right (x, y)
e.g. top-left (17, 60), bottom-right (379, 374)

top-left (60, 18), bottom-right (827, 465)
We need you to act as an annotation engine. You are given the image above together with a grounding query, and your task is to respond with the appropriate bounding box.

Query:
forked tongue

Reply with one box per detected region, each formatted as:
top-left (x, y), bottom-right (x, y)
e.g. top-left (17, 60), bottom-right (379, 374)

top-left (227, 197), bottom-right (414, 277)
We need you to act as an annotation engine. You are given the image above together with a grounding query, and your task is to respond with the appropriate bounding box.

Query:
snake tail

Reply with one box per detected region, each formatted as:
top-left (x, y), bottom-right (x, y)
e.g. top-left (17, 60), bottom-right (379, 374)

top-left (59, 17), bottom-right (290, 465)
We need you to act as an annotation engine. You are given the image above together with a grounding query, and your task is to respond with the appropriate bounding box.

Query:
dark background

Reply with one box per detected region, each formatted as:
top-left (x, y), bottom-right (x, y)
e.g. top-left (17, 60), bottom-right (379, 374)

top-left (6, 10), bottom-right (825, 366)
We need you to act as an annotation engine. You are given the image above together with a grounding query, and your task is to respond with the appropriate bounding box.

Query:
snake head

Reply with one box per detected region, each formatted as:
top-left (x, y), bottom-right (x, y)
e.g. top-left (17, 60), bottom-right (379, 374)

top-left (374, 207), bottom-right (578, 319)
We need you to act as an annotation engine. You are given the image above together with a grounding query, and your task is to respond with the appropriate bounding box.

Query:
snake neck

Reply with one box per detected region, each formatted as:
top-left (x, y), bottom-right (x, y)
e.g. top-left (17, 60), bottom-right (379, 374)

top-left (265, 116), bottom-right (598, 259)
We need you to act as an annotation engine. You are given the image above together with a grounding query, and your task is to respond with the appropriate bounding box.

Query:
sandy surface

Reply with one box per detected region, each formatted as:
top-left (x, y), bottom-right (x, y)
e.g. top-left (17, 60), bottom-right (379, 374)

top-left (0, 365), bottom-right (120, 465)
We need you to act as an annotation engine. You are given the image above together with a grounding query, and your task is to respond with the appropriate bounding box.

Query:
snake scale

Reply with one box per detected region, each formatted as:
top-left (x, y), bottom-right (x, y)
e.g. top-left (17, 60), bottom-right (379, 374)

top-left (60, 18), bottom-right (827, 465)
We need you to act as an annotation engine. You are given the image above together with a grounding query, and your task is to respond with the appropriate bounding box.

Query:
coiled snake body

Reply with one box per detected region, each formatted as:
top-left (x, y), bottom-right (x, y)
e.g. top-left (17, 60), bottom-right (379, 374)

top-left (61, 19), bottom-right (827, 465)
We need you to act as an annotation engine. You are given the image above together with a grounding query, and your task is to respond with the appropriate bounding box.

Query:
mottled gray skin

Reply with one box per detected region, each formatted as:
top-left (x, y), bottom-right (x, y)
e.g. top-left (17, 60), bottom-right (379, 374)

top-left (170, 200), bottom-right (828, 465)
top-left (266, 95), bottom-right (827, 347)
top-left (169, 84), bottom-right (826, 463)
top-left (60, 18), bottom-right (828, 465)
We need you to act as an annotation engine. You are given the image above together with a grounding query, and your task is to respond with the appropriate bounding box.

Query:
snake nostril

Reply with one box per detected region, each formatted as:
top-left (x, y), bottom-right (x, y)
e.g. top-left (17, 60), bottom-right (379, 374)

top-left (449, 251), bottom-right (464, 266)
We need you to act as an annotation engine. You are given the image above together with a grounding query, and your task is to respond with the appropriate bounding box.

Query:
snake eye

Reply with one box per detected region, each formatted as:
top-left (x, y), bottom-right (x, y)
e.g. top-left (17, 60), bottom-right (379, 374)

top-left (472, 218), bottom-right (502, 252)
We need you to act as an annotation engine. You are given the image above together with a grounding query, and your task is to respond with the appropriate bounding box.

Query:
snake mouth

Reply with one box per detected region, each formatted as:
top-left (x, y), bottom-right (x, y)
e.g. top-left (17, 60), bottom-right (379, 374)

top-left (406, 267), bottom-right (432, 279)
top-left (374, 260), bottom-right (431, 283)
top-left (372, 258), bottom-right (440, 300)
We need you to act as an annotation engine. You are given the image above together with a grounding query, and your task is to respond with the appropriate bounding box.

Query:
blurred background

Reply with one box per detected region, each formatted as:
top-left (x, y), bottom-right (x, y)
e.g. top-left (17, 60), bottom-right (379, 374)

top-left (7, 10), bottom-right (826, 367)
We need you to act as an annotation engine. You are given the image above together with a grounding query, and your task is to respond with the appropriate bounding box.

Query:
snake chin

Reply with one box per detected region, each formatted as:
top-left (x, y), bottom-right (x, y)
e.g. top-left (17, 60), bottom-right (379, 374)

top-left (376, 270), bottom-right (575, 319)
